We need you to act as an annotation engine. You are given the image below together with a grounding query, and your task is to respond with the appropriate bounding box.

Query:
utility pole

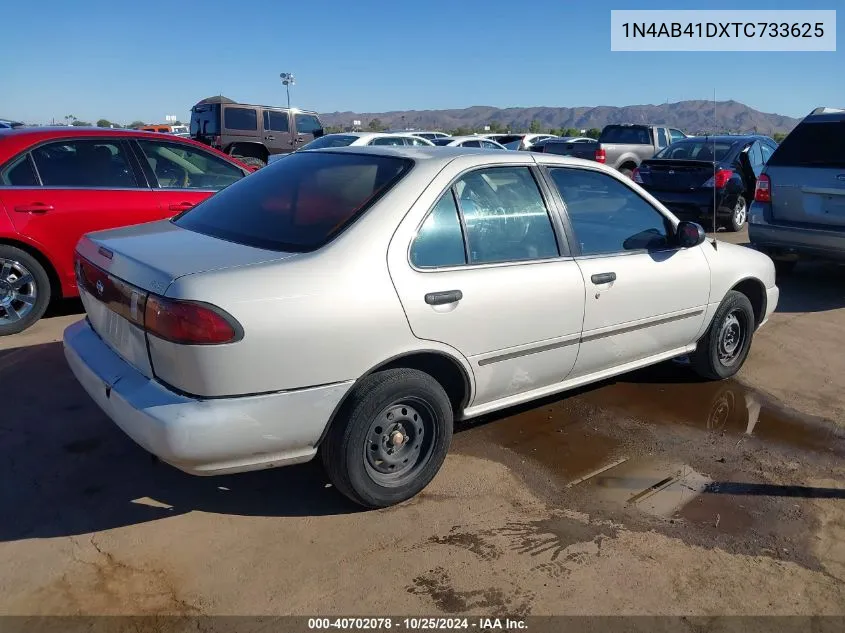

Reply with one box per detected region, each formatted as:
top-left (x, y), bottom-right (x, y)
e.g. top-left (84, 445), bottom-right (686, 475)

top-left (280, 73), bottom-right (295, 109)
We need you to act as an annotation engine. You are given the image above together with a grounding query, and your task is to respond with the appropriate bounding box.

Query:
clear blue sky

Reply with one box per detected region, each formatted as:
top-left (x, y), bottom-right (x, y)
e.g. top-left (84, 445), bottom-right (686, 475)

top-left (2, 0), bottom-right (842, 124)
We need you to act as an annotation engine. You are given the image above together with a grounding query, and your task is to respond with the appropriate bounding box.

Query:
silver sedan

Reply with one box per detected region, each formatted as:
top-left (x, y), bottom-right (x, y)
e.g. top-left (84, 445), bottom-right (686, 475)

top-left (64, 146), bottom-right (778, 508)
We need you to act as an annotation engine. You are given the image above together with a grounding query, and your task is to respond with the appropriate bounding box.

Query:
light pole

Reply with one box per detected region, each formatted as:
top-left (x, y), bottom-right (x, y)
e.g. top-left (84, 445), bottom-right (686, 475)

top-left (280, 73), bottom-right (295, 109)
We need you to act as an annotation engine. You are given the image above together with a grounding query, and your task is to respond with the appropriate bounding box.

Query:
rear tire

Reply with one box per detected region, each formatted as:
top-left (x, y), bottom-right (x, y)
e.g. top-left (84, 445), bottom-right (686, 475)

top-left (619, 166), bottom-right (634, 178)
top-left (727, 195), bottom-right (747, 232)
top-left (321, 368), bottom-right (453, 508)
top-left (236, 156), bottom-right (266, 168)
top-left (0, 245), bottom-right (51, 336)
top-left (691, 290), bottom-right (755, 381)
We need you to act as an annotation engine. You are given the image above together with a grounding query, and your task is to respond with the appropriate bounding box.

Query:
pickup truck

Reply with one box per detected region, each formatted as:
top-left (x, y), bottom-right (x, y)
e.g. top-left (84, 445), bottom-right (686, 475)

top-left (591, 124), bottom-right (686, 177)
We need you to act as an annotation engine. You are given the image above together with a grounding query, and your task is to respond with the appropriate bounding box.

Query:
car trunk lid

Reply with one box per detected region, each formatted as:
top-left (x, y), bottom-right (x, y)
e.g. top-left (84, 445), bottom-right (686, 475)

top-left (75, 220), bottom-right (297, 375)
top-left (638, 159), bottom-right (716, 192)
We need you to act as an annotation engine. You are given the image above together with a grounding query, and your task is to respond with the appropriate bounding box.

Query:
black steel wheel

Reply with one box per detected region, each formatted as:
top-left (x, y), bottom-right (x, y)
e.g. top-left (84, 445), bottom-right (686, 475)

top-left (691, 290), bottom-right (755, 380)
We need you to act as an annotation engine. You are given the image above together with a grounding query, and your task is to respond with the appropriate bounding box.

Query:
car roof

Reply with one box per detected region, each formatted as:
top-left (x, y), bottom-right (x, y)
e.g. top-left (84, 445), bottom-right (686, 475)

top-left (0, 126), bottom-right (247, 163)
top-left (804, 107), bottom-right (845, 122)
top-left (669, 134), bottom-right (772, 144)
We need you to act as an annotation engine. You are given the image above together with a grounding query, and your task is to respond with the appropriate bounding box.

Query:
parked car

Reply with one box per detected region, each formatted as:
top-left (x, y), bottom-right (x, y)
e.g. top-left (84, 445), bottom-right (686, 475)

top-left (0, 120), bottom-right (25, 130)
top-left (170, 125), bottom-right (190, 138)
top-left (299, 132), bottom-right (435, 150)
top-left (490, 134), bottom-right (558, 151)
top-left (387, 130), bottom-right (450, 141)
top-left (749, 107), bottom-right (845, 275)
top-left (633, 135), bottom-right (778, 232)
top-left (530, 137), bottom-right (598, 156)
top-left (430, 136), bottom-right (507, 149)
top-left (0, 126), bottom-right (253, 335)
top-left (190, 95), bottom-right (324, 167)
top-left (593, 124), bottom-right (682, 176)
top-left (63, 145), bottom-right (778, 508)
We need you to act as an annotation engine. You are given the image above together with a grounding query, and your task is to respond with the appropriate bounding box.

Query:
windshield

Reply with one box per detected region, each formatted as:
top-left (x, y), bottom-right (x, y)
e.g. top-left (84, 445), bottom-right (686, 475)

top-left (174, 151), bottom-right (413, 252)
top-left (431, 138), bottom-right (454, 146)
top-left (190, 104), bottom-right (220, 137)
top-left (301, 135), bottom-right (359, 150)
top-left (654, 140), bottom-right (735, 161)
top-left (599, 126), bottom-right (652, 144)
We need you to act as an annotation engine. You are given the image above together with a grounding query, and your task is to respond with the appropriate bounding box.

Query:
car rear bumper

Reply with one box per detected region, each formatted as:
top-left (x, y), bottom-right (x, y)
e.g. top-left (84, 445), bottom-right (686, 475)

top-left (648, 190), bottom-right (738, 222)
top-left (63, 319), bottom-right (354, 475)
top-left (749, 203), bottom-right (845, 261)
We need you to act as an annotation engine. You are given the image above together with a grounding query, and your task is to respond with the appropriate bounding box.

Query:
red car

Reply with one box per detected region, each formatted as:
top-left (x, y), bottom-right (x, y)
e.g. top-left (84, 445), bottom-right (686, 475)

top-left (0, 127), bottom-right (253, 335)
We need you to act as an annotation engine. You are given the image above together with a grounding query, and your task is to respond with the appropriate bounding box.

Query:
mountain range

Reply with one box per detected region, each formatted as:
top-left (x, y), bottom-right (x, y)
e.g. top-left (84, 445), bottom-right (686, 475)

top-left (320, 100), bottom-right (801, 135)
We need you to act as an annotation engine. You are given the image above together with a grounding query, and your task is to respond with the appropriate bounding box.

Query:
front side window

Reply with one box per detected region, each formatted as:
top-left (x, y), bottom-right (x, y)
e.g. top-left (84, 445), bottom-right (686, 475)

top-left (224, 107), bottom-right (258, 131)
top-left (263, 110), bottom-right (290, 132)
top-left (481, 141), bottom-right (502, 149)
top-left (657, 128), bottom-right (669, 148)
top-left (295, 114), bottom-right (322, 134)
top-left (550, 167), bottom-right (672, 256)
top-left (30, 140), bottom-right (137, 188)
top-left (175, 152), bottom-right (412, 252)
top-left (136, 140), bottom-right (244, 190)
top-left (410, 191), bottom-right (466, 268)
top-left (456, 167), bottom-right (559, 264)
top-left (1, 154), bottom-right (39, 186)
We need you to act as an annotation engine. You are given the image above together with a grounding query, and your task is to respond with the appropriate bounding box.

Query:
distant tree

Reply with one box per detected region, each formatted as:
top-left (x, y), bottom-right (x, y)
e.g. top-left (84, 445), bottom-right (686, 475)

top-left (529, 119), bottom-right (542, 134)
top-left (129, 120), bottom-right (146, 129)
top-left (368, 118), bottom-right (383, 132)
top-left (563, 127), bottom-right (580, 137)
top-left (452, 126), bottom-right (473, 136)
top-left (324, 125), bottom-right (343, 134)
top-left (173, 120), bottom-right (183, 126)
top-left (64, 115), bottom-right (76, 126)
top-left (585, 128), bottom-right (602, 139)
top-left (772, 132), bottom-right (787, 143)
top-left (96, 119), bottom-right (112, 128)
top-left (71, 120), bottom-right (92, 126)
top-left (488, 121), bottom-right (505, 133)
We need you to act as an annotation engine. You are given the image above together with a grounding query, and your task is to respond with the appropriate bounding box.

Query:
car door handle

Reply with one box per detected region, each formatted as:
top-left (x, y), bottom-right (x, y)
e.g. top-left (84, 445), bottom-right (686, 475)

top-left (425, 290), bottom-right (463, 305)
top-left (14, 203), bottom-right (53, 213)
top-left (591, 272), bottom-right (616, 285)
top-left (168, 202), bottom-right (195, 211)
top-left (265, 136), bottom-right (275, 141)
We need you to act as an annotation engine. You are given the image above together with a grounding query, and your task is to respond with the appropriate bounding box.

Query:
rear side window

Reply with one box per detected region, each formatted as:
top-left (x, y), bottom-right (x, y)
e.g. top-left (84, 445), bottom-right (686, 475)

top-left (599, 126), bottom-right (652, 144)
top-left (174, 152), bottom-right (412, 252)
top-left (224, 107), bottom-right (258, 131)
top-left (191, 104), bottom-right (220, 136)
top-left (263, 110), bottom-right (289, 132)
top-left (411, 191), bottom-right (467, 268)
top-left (30, 140), bottom-right (138, 188)
top-left (370, 136), bottom-right (405, 146)
top-left (767, 121), bottom-right (845, 168)
top-left (1, 154), bottom-right (39, 186)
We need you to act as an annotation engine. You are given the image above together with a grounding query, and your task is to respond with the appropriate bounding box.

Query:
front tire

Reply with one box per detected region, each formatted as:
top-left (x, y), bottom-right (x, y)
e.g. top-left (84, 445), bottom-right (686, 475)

top-left (321, 368), bottom-right (453, 508)
top-left (691, 290), bottom-right (755, 381)
top-left (0, 246), bottom-right (51, 336)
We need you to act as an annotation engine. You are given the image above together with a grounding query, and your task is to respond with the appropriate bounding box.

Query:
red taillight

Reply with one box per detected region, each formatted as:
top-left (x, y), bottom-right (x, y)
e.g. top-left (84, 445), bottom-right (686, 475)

top-left (703, 169), bottom-right (733, 189)
top-left (755, 174), bottom-right (772, 203)
top-left (595, 148), bottom-right (606, 163)
top-left (144, 295), bottom-right (240, 345)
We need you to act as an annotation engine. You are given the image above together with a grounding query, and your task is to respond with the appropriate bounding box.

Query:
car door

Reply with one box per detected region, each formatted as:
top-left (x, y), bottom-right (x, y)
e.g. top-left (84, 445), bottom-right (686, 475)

top-left (262, 108), bottom-right (294, 155)
top-left (387, 162), bottom-right (585, 410)
top-left (0, 137), bottom-right (161, 294)
top-left (131, 138), bottom-right (248, 215)
top-left (544, 164), bottom-right (710, 378)
top-left (293, 113), bottom-right (323, 151)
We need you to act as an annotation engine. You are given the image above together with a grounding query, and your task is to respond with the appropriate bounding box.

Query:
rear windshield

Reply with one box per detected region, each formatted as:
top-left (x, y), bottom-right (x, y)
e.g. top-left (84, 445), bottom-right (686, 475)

top-left (190, 104), bottom-right (220, 137)
top-left (431, 138), bottom-right (454, 146)
top-left (599, 126), bottom-right (652, 144)
top-left (767, 120), bottom-right (845, 168)
top-left (495, 135), bottom-right (523, 145)
top-left (654, 140), bottom-right (735, 161)
top-left (301, 135), bottom-right (359, 150)
top-left (174, 151), bottom-right (413, 252)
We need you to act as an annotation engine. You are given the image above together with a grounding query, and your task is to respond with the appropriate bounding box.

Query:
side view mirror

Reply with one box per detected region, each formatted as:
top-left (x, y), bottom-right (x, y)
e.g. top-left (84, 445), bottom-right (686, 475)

top-left (677, 221), bottom-right (706, 248)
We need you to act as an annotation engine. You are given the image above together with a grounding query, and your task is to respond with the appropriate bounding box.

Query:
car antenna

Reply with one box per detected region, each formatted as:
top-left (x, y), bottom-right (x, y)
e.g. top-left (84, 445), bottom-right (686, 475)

top-left (711, 88), bottom-right (718, 250)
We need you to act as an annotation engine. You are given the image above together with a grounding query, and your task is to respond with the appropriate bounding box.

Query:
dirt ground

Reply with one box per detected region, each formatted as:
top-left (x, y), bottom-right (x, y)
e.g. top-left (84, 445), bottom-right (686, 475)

top-left (1, 228), bottom-right (844, 618)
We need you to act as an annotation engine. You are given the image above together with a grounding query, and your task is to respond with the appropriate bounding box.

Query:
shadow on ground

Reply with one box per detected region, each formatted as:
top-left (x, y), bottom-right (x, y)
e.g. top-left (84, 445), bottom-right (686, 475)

top-left (774, 262), bottom-right (845, 314)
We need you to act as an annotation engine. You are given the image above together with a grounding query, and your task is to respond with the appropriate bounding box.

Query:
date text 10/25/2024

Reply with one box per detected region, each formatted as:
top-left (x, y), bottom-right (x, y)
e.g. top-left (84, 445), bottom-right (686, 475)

top-left (308, 618), bottom-right (527, 631)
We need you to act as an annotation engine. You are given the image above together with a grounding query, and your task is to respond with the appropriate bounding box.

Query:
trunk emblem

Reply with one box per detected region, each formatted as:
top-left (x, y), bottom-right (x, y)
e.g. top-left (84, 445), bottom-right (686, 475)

top-left (668, 170), bottom-right (675, 175)
top-left (96, 280), bottom-right (104, 296)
